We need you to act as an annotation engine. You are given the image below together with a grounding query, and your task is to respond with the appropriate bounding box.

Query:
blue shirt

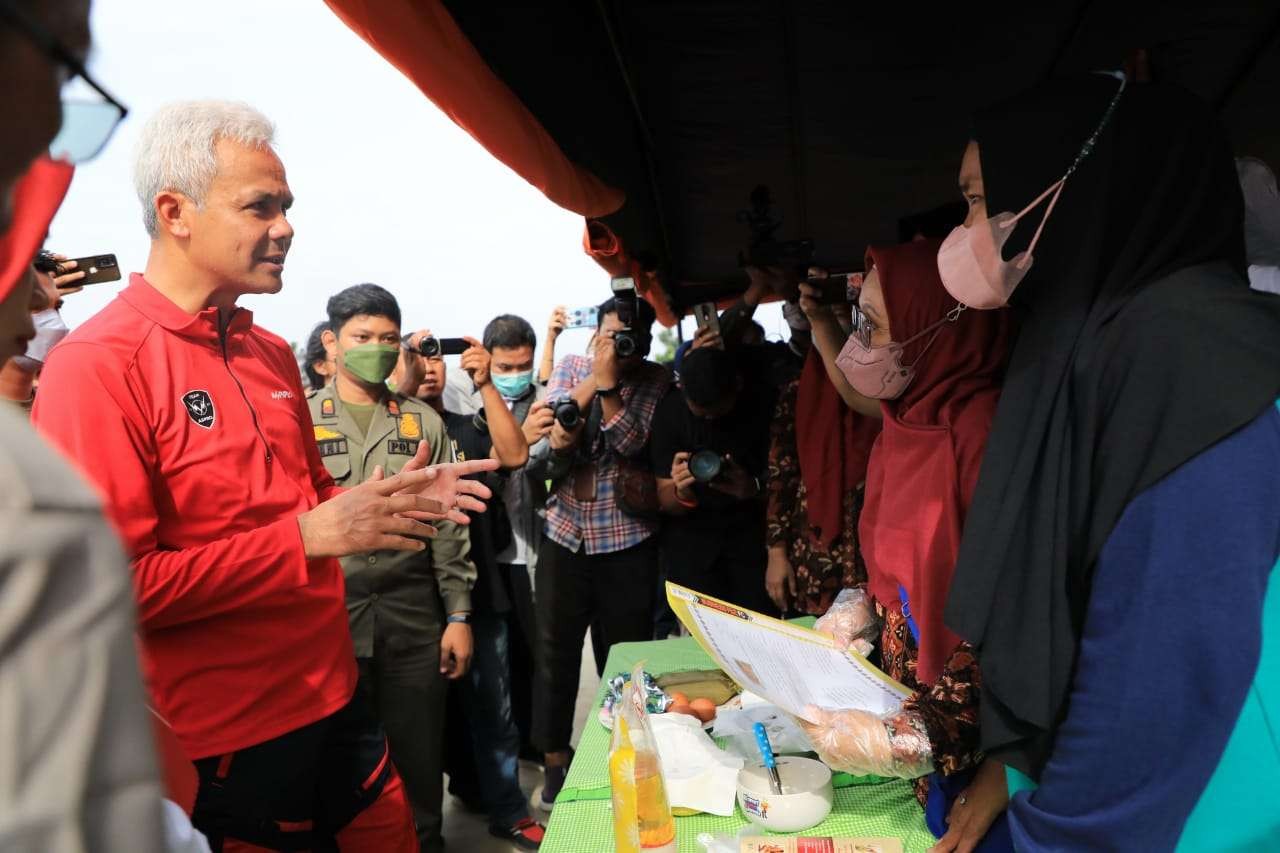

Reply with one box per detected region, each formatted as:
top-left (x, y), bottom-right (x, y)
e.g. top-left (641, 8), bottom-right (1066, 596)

top-left (1006, 401), bottom-right (1280, 851)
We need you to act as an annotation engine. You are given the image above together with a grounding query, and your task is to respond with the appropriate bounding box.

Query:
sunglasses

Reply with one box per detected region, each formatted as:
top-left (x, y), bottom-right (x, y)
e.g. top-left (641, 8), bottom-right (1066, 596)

top-left (0, 0), bottom-right (128, 163)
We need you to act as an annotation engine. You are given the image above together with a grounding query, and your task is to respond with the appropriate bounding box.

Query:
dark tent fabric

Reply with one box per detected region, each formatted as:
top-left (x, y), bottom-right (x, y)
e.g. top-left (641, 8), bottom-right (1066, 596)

top-left (327, 0), bottom-right (1280, 322)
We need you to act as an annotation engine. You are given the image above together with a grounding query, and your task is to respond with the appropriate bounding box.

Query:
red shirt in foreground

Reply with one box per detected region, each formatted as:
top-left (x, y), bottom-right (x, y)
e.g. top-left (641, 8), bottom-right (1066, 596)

top-left (33, 274), bottom-right (356, 759)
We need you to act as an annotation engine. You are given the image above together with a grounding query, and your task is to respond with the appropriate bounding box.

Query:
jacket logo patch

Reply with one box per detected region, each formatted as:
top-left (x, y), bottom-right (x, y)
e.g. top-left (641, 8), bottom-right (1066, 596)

top-left (397, 413), bottom-right (422, 440)
top-left (321, 398), bottom-right (336, 418)
top-left (387, 439), bottom-right (419, 456)
top-left (317, 438), bottom-right (349, 457)
top-left (181, 390), bottom-right (216, 429)
top-left (314, 425), bottom-right (344, 441)
top-left (387, 398), bottom-right (400, 416)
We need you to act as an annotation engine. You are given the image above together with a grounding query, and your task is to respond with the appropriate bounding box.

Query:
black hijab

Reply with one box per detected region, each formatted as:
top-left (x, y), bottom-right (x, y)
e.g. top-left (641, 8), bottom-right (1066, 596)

top-left (944, 74), bottom-right (1280, 778)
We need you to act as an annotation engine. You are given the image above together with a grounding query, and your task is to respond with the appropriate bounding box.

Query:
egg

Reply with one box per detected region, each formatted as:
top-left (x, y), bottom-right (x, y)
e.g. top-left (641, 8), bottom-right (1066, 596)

top-left (666, 702), bottom-right (696, 718)
top-left (689, 697), bottom-right (717, 723)
top-left (667, 691), bottom-right (689, 706)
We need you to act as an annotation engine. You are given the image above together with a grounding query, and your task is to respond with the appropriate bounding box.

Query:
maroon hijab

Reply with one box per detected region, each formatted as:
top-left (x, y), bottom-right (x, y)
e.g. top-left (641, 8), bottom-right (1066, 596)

top-left (858, 238), bottom-right (1012, 683)
top-left (795, 348), bottom-right (880, 546)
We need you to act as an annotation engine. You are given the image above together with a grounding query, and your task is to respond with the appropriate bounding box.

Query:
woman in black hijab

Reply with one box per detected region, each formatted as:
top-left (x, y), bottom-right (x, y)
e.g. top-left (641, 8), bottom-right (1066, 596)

top-left (935, 74), bottom-right (1280, 850)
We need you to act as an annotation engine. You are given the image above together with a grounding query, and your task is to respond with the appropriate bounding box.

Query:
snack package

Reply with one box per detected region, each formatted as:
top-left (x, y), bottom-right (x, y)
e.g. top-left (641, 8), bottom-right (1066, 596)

top-left (697, 829), bottom-right (903, 853)
top-left (739, 838), bottom-right (904, 853)
top-left (610, 663), bottom-right (678, 852)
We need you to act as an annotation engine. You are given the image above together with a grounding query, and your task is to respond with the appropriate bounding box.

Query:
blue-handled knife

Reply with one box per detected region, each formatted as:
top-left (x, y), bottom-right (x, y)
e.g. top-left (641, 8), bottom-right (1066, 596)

top-left (753, 721), bottom-right (784, 794)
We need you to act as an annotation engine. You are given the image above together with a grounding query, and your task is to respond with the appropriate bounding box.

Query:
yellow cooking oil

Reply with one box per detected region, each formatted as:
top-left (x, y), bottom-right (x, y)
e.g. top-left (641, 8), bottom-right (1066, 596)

top-left (609, 716), bottom-right (676, 852)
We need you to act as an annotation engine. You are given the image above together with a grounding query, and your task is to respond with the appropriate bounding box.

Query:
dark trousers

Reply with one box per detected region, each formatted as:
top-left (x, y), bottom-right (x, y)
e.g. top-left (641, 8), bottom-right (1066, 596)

top-left (663, 520), bottom-right (775, 617)
top-left (532, 537), bottom-right (659, 755)
top-left (191, 691), bottom-right (416, 852)
top-left (500, 562), bottom-right (539, 758)
top-left (356, 644), bottom-right (446, 853)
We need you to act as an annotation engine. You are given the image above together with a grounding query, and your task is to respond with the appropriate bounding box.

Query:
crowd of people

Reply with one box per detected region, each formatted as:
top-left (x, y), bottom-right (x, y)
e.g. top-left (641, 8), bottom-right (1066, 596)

top-left (3, 2), bottom-right (1280, 853)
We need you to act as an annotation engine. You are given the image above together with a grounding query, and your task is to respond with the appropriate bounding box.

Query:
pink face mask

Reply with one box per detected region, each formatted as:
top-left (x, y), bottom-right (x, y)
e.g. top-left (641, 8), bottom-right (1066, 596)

top-left (937, 72), bottom-right (1128, 309)
top-left (936, 178), bottom-right (1066, 309)
top-left (835, 304), bottom-right (964, 400)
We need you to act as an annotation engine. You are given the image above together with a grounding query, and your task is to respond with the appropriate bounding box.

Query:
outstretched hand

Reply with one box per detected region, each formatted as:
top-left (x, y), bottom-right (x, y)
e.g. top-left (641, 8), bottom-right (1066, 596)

top-left (394, 441), bottom-right (499, 525)
top-left (298, 466), bottom-right (446, 559)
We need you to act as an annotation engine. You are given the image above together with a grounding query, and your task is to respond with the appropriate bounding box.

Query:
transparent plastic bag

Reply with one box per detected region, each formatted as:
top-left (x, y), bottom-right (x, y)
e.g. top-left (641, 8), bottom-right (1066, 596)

top-left (610, 662), bottom-right (678, 852)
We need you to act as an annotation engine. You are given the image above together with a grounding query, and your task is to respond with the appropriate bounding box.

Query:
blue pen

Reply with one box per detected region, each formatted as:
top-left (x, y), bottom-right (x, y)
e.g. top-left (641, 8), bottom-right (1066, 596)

top-left (753, 721), bottom-right (784, 795)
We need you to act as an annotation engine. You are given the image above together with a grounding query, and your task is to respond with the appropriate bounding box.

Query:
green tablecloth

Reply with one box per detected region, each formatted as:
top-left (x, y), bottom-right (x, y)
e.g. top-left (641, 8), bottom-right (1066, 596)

top-left (541, 633), bottom-right (936, 852)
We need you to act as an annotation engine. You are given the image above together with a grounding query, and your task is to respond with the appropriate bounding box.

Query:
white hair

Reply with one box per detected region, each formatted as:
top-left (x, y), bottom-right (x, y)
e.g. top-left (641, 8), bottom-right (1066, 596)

top-left (133, 100), bottom-right (277, 237)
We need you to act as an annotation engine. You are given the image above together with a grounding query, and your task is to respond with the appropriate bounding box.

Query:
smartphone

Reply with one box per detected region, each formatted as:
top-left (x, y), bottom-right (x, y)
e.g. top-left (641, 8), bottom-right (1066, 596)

top-left (692, 302), bottom-right (721, 336)
top-left (60, 253), bottom-right (121, 287)
top-left (565, 306), bottom-right (598, 329)
top-left (437, 337), bottom-right (470, 356)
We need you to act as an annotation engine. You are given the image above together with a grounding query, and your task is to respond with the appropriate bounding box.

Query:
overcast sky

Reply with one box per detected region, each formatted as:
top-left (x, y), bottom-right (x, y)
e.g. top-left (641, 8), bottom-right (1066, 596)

top-left (46, 0), bottom-right (784, 360)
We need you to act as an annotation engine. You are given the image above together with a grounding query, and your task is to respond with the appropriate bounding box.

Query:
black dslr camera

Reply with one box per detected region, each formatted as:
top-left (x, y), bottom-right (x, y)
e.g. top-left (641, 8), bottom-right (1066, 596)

top-left (737, 185), bottom-right (814, 273)
top-left (609, 275), bottom-right (650, 359)
top-left (554, 399), bottom-right (582, 430)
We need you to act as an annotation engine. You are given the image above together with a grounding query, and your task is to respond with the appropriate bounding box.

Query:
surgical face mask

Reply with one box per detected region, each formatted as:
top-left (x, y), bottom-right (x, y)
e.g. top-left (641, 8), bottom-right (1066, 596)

top-left (341, 342), bottom-right (400, 385)
top-left (937, 72), bottom-right (1127, 309)
top-left (835, 304), bottom-right (963, 400)
top-left (14, 308), bottom-right (69, 370)
top-left (492, 369), bottom-right (533, 400)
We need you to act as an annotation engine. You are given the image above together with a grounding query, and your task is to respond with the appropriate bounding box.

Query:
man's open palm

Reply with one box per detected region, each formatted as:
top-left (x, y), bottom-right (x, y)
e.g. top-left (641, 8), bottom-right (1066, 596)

top-left (393, 443), bottom-right (498, 525)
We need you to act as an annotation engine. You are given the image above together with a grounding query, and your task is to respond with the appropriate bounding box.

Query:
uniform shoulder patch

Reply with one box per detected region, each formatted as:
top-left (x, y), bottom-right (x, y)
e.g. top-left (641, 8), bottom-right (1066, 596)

top-left (397, 412), bottom-right (423, 440)
top-left (387, 398), bottom-right (401, 416)
top-left (321, 397), bottom-right (336, 418)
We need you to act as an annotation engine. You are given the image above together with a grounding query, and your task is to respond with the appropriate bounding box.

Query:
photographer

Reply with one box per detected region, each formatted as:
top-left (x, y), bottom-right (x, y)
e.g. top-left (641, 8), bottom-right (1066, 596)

top-left (651, 346), bottom-right (777, 615)
top-left (399, 319), bottom-right (548, 849)
top-left (533, 291), bottom-right (671, 812)
top-left (0, 250), bottom-right (84, 407)
top-left (416, 315), bottom-right (553, 746)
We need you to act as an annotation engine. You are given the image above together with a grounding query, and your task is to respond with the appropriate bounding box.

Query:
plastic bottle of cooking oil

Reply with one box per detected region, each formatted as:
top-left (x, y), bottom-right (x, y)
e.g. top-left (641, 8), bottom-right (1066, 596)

top-left (609, 665), bottom-right (676, 853)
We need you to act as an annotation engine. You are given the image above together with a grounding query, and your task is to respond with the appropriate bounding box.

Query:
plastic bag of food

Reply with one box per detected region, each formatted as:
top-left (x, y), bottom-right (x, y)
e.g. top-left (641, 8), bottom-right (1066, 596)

top-left (610, 662), bottom-right (678, 853)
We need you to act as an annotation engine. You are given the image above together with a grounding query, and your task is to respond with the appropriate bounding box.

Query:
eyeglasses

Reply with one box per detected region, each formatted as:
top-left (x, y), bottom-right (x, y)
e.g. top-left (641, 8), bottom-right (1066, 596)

top-left (0, 0), bottom-right (128, 164)
top-left (849, 302), bottom-right (877, 349)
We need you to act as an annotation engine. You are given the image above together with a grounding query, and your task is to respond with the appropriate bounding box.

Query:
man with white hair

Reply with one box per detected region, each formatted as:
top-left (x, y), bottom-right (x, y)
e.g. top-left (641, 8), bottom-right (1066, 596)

top-left (33, 99), bottom-right (496, 852)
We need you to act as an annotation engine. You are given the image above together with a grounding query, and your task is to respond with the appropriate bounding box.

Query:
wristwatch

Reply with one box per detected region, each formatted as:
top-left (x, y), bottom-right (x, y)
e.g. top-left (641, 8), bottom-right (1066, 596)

top-left (446, 612), bottom-right (472, 625)
top-left (596, 384), bottom-right (621, 398)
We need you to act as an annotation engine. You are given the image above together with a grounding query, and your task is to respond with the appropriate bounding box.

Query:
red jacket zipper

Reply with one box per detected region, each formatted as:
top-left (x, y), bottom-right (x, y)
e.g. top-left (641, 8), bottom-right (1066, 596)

top-left (220, 331), bottom-right (273, 463)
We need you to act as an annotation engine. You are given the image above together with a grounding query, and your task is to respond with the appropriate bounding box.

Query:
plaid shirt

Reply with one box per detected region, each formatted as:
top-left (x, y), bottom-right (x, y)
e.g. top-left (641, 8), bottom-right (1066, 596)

top-left (543, 354), bottom-right (671, 554)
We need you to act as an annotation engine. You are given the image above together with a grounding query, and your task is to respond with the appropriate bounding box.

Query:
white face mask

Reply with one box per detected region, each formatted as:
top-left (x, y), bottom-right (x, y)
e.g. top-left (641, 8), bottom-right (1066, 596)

top-left (15, 309), bottom-right (70, 369)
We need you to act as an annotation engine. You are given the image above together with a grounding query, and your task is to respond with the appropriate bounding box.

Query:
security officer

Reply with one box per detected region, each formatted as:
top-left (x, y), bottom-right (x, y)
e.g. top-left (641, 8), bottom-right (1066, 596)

top-left (310, 283), bottom-right (475, 853)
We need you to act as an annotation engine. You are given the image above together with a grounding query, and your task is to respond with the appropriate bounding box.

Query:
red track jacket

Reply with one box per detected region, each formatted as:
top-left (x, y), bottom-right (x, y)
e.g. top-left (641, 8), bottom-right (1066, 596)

top-left (33, 275), bottom-right (356, 759)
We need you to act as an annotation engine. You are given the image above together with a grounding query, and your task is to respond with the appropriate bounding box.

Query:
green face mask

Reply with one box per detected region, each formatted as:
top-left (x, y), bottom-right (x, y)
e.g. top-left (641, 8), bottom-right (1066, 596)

top-left (341, 342), bottom-right (400, 385)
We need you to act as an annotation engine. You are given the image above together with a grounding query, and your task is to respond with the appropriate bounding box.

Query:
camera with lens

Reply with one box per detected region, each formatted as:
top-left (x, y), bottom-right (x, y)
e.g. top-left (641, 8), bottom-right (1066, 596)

top-left (405, 334), bottom-right (469, 358)
top-left (737, 185), bottom-right (815, 274)
top-left (553, 399), bottom-right (582, 430)
top-left (609, 276), bottom-right (650, 359)
top-left (688, 449), bottom-right (726, 484)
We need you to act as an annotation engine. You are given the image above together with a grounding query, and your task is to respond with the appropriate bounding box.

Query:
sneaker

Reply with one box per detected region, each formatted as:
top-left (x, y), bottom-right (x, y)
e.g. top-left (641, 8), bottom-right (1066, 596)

top-left (489, 818), bottom-right (545, 850)
top-left (536, 762), bottom-right (569, 812)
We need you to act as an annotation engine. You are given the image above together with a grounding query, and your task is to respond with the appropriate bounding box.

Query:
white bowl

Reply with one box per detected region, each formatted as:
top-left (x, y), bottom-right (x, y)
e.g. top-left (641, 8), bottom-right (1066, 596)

top-left (736, 756), bottom-right (834, 832)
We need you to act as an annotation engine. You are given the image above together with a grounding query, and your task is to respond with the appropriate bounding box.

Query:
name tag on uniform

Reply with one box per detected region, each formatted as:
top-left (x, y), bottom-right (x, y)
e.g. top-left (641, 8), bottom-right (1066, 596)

top-left (318, 438), bottom-right (349, 457)
top-left (387, 439), bottom-right (419, 456)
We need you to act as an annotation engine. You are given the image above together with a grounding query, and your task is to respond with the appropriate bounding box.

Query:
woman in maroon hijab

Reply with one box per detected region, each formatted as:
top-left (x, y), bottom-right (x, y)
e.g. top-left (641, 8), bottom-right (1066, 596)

top-left (800, 237), bottom-right (1012, 848)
